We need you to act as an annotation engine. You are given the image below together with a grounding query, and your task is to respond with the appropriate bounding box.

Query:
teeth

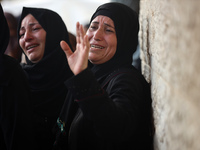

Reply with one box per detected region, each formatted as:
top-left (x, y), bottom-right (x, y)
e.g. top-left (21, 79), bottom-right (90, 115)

top-left (91, 45), bottom-right (104, 49)
top-left (27, 45), bottom-right (37, 50)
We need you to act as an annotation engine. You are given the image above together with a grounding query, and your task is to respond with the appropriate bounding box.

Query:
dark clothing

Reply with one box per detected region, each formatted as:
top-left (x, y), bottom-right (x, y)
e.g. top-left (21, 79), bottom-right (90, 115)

top-left (17, 7), bottom-right (73, 149)
top-left (0, 4), bottom-right (9, 54)
top-left (0, 4), bottom-right (34, 150)
top-left (55, 67), bottom-right (153, 150)
top-left (0, 55), bottom-right (35, 150)
top-left (54, 2), bottom-right (153, 150)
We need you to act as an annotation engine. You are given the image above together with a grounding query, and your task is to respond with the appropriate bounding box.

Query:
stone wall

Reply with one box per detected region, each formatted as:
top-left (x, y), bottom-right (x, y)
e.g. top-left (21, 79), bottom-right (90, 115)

top-left (139, 0), bottom-right (200, 150)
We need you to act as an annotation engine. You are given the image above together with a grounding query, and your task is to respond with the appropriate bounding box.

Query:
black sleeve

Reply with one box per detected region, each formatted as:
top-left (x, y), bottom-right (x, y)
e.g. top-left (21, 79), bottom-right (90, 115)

top-left (65, 67), bottom-right (102, 100)
top-left (65, 67), bottom-right (151, 141)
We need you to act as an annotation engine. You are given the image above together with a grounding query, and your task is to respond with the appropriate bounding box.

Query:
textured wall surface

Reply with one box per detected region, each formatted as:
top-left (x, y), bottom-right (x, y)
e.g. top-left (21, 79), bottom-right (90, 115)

top-left (139, 0), bottom-right (200, 150)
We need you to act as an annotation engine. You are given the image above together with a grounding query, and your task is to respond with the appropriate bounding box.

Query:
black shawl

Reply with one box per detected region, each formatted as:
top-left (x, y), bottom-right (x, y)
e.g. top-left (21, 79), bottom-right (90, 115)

top-left (0, 4), bottom-right (35, 149)
top-left (0, 4), bottom-right (12, 86)
top-left (17, 7), bottom-right (73, 118)
top-left (0, 5), bottom-right (9, 55)
top-left (0, 4), bottom-right (10, 82)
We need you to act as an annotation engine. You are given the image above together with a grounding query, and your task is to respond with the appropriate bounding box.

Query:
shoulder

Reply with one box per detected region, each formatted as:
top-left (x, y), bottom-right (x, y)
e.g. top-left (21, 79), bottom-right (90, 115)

top-left (103, 66), bottom-right (150, 92)
top-left (105, 66), bottom-right (145, 84)
top-left (2, 55), bottom-right (25, 73)
top-left (1, 55), bottom-right (28, 84)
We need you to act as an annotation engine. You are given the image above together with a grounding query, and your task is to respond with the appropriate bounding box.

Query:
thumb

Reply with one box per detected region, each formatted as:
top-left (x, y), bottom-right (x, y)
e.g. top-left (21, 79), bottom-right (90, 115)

top-left (60, 40), bottom-right (73, 58)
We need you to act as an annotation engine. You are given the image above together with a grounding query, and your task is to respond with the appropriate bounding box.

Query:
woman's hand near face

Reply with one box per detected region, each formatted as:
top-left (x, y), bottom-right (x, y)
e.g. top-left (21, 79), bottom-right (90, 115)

top-left (60, 22), bottom-right (90, 75)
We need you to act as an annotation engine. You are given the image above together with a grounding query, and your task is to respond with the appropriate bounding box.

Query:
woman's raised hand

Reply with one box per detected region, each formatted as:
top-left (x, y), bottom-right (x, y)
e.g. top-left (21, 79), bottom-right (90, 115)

top-left (60, 22), bottom-right (90, 75)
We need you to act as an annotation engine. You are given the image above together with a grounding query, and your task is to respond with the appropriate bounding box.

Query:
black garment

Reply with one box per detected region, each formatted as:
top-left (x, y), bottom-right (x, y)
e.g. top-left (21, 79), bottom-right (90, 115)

top-left (55, 2), bottom-right (153, 150)
top-left (0, 55), bottom-right (35, 150)
top-left (56, 67), bottom-right (152, 150)
top-left (17, 7), bottom-right (73, 149)
top-left (0, 4), bottom-right (35, 150)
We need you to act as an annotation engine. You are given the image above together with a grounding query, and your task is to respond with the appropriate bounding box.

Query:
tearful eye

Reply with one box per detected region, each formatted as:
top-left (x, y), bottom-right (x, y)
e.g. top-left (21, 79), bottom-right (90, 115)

top-left (33, 27), bottom-right (40, 31)
top-left (90, 26), bottom-right (97, 30)
top-left (106, 29), bottom-right (113, 32)
top-left (19, 33), bottom-right (24, 38)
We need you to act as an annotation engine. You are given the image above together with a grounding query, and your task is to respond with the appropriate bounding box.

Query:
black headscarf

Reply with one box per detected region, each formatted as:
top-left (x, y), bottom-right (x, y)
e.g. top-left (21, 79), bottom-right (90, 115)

top-left (0, 4), bottom-right (9, 55)
top-left (89, 2), bottom-right (139, 79)
top-left (0, 4), bottom-right (10, 83)
top-left (17, 7), bottom-right (73, 117)
top-left (18, 7), bottom-right (73, 90)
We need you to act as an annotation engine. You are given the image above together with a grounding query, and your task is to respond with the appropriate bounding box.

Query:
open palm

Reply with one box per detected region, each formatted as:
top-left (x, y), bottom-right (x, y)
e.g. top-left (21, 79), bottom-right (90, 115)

top-left (60, 22), bottom-right (90, 75)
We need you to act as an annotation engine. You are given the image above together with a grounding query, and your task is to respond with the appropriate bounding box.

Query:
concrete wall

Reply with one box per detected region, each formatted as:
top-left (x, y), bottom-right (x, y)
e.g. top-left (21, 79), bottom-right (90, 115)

top-left (139, 0), bottom-right (200, 150)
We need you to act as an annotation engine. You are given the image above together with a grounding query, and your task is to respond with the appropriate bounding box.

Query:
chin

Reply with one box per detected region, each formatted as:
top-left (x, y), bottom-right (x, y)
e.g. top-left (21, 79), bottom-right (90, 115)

top-left (29, 58), bottom-right (40, 63)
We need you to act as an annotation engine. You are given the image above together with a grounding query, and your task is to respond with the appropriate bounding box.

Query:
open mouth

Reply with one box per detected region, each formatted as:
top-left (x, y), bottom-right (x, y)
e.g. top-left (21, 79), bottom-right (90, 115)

top-left (90, 44), bottom-right (104, 49)
top-left (26, 45), bottom-right (38, 50)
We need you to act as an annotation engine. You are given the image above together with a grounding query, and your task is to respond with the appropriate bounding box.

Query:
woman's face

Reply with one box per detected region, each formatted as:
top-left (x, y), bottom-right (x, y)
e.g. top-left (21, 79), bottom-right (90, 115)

top-left (86, 15), bottom-right (117, 64)
top-left (19, 14), bottom-right (46, 63)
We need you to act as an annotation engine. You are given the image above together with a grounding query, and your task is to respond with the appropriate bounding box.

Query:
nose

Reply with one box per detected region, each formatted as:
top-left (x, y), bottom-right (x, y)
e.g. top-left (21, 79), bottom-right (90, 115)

top-left (93, 28), bottom-right (103, 41)
top-left (24, 31), bottom-right (33, 42)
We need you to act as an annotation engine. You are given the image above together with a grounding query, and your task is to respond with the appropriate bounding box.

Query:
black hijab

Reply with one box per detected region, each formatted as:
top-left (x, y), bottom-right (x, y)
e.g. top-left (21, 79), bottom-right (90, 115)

top-left (0, 4), bottom-right (10, 83)
top-left (17, 7), bottom-right (73, 117)
top-left (0, 4), bottom-right (9, 55)
top-left (89, 2), bottom-right (139, 79)
top-left (18, 7), bottom-right (73, 90)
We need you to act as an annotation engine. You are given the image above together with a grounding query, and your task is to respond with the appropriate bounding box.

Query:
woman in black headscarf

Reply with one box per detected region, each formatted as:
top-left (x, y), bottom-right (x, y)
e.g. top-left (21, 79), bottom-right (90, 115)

top-left (0, 4), bottom-right (35, 150)
top-left (18, 7), bottom-right (73, 149)
top-left (55, 2), bottom-right (154, 150)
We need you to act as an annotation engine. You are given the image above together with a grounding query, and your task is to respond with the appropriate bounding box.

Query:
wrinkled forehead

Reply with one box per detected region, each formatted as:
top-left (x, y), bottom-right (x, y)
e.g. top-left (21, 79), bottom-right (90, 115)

top-left (91, 15), bottom-right (115, 28)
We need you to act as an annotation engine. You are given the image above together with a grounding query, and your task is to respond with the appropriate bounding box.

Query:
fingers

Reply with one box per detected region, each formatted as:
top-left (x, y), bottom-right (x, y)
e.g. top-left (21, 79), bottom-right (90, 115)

top-left (60, 40), bottom-right (73, 58)
top-left (76, 22), bottom-right (81, 44)
top-left (75, 22), bottom-right (89, 57)
top-left (76, 22), bottom-right (86, 44)
top-left (84, 35), bottom-right (90, 54)
top-left (79, 24), bottom-right (85, 41)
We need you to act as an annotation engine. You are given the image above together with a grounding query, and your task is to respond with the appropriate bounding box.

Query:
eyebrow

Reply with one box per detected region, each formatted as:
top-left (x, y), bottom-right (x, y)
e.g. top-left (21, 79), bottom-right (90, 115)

top-left (20, 22), bottom-right (39, 31)
top-left (92, 21), bottom-right (115, 29)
